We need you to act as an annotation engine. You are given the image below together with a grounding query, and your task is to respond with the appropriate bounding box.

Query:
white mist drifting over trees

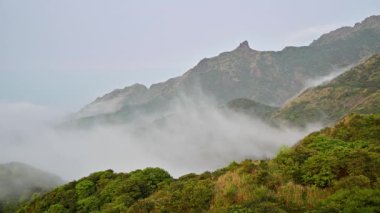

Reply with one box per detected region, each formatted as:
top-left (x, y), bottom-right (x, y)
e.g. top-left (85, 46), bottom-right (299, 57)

top-left (0, 98), bottom-right (320, 181)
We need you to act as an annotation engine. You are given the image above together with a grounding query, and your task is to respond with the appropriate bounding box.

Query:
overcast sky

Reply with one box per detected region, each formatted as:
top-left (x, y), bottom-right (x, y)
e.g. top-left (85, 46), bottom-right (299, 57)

top-left (1, 0), bottom-right (379, 111)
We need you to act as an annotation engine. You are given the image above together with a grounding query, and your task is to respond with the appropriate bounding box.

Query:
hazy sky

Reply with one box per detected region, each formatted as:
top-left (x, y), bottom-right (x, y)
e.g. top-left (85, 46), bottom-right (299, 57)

top-left (1, 0), bottom-right (379, 110)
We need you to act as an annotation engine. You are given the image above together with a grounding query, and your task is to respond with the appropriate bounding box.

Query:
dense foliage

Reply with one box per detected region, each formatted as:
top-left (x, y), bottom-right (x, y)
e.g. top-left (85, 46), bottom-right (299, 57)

top-left (16, 113), bottom-right (380, 212)
top-left (17, 168), bottom-right (172, 213)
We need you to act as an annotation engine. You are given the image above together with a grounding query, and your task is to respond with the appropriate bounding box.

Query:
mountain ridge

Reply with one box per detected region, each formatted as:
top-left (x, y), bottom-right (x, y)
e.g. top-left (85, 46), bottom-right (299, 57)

top-left (311, 15), bottom-right (380, 47)
top-left (77, 15), bottom-right (380, 125)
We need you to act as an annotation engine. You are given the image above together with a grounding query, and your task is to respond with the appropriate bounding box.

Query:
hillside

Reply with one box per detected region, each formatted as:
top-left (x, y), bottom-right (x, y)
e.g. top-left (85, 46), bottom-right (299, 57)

top-left (0, 162), bottom-right (63, 212)
top-left (18, 113), bottom-right (380, 212)
top-left (226, 98), bottom-right (279, 120)
top-left (76, 16), bottom-right (380, 123)
top-left (273, 53), bottom-right (380, 126)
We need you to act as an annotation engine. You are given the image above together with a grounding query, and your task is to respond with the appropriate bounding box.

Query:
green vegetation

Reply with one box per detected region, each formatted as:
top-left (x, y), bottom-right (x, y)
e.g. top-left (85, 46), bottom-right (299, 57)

top-left (17, 168), bottom-right (172, 213)
top-left (227, 98), bottom-right (279, 121)
top-left (273, 53), bottom-right (380, 126)
top-left (16, 113), bottom-right (380, 212)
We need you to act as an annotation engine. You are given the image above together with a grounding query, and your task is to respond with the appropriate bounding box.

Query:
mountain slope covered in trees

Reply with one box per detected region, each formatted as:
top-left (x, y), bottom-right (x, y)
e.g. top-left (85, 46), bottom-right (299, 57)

top-left (18, 113), bottom-right (380, 212)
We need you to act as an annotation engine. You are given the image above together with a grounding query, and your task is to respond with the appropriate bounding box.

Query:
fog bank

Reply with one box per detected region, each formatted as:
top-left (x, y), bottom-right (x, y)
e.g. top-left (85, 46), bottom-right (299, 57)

top-left (0, 100), bottom-right (320, 181)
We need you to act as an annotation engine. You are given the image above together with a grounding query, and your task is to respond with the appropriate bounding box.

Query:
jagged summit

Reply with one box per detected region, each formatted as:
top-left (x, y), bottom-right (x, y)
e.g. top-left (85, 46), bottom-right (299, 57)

top-left (235, 40), bottom-right (252, 51)
top-left (239, 40), bottom-right (250, 48)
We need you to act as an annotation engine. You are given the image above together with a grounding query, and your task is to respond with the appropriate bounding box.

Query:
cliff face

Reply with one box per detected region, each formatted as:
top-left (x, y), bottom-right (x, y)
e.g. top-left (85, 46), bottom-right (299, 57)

top-left (77, 16), bottom-right (380, 122)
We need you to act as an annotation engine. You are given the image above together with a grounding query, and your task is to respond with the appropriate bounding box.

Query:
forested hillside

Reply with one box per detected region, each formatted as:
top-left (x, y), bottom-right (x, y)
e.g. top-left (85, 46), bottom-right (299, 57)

top-left (18, 113), bottom-right (380, 212)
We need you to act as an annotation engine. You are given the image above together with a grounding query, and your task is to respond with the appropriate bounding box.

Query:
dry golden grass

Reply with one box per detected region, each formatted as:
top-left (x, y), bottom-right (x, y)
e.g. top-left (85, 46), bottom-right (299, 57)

top-left (275, 182), bottom-right (331, 209)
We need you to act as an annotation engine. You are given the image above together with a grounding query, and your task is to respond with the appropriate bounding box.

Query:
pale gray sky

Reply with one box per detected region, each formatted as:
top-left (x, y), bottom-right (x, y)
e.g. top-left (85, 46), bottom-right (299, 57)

top-left (1, 0), bottom-right (379, 110)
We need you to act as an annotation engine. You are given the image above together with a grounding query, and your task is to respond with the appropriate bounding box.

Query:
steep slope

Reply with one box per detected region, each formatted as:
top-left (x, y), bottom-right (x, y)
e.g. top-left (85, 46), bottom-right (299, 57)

top-left (18, 114), bottom-right (380, 212)
top-left (0, 162), bottom-right (63, 212)
top-left (77, 16), bottom-right (380, 123)
top-left (273, 53), bottom-right (380, 125)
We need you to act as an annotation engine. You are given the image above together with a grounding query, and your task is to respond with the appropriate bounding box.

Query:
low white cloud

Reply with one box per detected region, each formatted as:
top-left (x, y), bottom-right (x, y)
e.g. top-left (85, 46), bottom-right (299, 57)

top-left (0, 99), bottom-right (320, 181)
top-left (304, 68), bottom-right (347, 88)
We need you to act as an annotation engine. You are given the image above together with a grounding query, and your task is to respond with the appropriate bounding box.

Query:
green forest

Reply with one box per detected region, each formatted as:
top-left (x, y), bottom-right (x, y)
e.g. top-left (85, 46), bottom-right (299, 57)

top-left (12, 113), bottom-right (380, 213)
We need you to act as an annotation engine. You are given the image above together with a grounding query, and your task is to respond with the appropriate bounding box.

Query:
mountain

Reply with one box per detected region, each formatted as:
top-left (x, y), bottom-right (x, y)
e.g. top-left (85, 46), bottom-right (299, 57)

top-left (0, 162), bottom-right (63, 212)
top-left (273, 53), bottom-right (380, 125)
top-left (18, 113), bottom-right (380, 212)
top-left (76, 15), bottom-right (380, 123)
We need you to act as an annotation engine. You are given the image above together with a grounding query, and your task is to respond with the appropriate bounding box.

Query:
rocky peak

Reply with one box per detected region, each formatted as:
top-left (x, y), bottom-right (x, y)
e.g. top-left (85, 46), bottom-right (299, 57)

top-left (235, 40), bottom-right (252, 51)
top-left (239, 40), bottom-right (250, 48)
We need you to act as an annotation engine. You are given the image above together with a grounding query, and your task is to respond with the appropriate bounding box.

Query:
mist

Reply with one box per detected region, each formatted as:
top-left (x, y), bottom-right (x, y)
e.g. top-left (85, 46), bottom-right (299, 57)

top-left (305, 68), bottom-right (347, 88)
top-left (0, 97), bottom-right (320, 181)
